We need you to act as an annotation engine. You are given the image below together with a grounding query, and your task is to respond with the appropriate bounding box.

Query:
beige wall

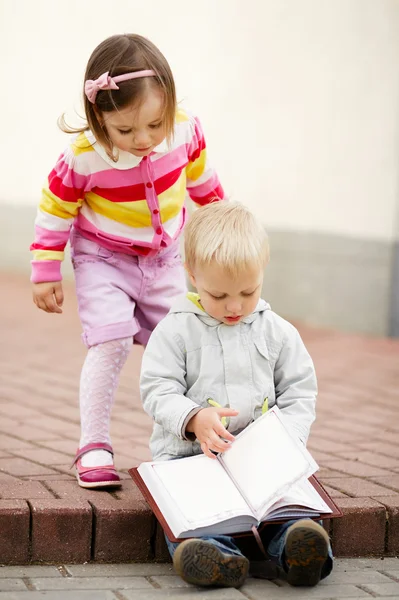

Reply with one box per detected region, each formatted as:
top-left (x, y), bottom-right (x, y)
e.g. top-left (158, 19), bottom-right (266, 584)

top-left (1, 0), bottom-right (399, 241)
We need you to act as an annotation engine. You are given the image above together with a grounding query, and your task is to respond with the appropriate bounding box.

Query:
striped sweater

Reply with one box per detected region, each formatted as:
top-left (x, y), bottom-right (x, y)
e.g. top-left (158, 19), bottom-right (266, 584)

top-left (30, 109), bottom-right (224, 283)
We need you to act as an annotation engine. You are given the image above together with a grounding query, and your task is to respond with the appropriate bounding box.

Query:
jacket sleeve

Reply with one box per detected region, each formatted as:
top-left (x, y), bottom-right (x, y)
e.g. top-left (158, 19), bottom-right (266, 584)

top-left (140, 322), bottom-right (201, 439)
top-left (185, 115), bottom-right (224, 206)
top-left (30, 146), bottom-right (86, 283)
top-left (274, 324), bottom-right (317, 446)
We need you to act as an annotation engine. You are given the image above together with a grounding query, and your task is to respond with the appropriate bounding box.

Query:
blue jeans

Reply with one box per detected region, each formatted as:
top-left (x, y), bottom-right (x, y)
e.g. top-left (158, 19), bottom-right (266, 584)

top-left (166, 519), bottom-right (333, 579)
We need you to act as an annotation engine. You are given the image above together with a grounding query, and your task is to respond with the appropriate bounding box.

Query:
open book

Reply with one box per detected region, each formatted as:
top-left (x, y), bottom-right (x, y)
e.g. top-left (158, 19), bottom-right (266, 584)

top-left (130, 407), bottom-right (341, 542)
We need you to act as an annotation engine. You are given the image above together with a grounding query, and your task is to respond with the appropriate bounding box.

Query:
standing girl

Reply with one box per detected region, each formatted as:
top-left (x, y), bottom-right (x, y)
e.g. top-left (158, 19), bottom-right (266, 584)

top-left (31, 34), bottom-right (224, 488)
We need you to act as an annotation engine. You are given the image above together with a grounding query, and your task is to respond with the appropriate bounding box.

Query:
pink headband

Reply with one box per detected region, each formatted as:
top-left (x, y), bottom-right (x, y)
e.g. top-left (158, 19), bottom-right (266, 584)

top-left (84, 70), bottom-right (156, 104)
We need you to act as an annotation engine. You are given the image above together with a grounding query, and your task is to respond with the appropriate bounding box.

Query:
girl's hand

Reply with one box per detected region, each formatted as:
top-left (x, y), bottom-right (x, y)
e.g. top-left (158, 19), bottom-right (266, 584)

top-left (186, 407), bottom-right (238, 459)
top-left (32, 282), bottom-right (64, 314)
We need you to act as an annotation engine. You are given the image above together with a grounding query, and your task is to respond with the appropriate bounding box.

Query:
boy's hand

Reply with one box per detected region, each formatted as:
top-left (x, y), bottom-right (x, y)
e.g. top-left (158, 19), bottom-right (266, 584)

top-left (186, 407), bottom-right (238, 459)
top-left (32, 282), bottom-right (64, 314)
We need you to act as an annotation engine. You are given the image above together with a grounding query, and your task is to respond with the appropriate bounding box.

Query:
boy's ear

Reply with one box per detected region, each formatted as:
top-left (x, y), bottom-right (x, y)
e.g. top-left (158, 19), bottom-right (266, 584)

top-left (184, 263), bottom-right (196, 288)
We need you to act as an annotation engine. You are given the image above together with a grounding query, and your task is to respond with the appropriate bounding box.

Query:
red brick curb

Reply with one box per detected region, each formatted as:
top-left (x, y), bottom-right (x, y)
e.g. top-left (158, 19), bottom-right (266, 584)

top-left (1, 274), bottom-right (399, 563)
top-left (1, 486), bottom-right (399, 564)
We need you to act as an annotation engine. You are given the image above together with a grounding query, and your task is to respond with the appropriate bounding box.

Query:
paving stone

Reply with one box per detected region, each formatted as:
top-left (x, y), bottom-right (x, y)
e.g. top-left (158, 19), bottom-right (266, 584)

top-left (0, 580), bottom-right (27, 591)
top-left (0, 594), bottom-right (117, 600)
top-left (362, 581), bottom-right (399, 596)
top-left (32, 576), bottom-right (153, 590)
top-left (0, 435), bottom-right (37, 451)
top-left (0, 500), bottom-right (30, 564)
top-left (46, 480), bottom-right (116, 502)
top-left (11, 448), bottom-right (71, 466)
top-left (323, 460), bottom-right (393, 478)
top-left (321, 484), bottom-right (349, 498)
top-left (372, 476), bottom-right (399, 494)
top-left (122, 590), bottom-right (245, 599)
top-left (308, 438), bottom-right (357, 455)
top-left (65, 563), bottom-right (174, 577)
top-left (5, 427), bottom-right (63, 442)
top-left (335, 557), bottom-right (399, 570)
top-left (38, 440), bottom-right (77, 454)
top-left (150, 575), bottom-right (192, 588)
top-left (0, 481), bottom-right (55, 499)
top-left (0, 566), bottom-right (62, 578)
top-left (0, 472), bottom-right (20, 482)
top-left (318, 569), bottom-right (392, 584)
top-left (30, 499), bottom-right (92, 563)
top-left (27, 416), bottom-right (80, 438)
top-left (0, 458), bottom-right (57, 477)
top-left (332, 498), bottom-right (386, 556)
top-left (383, 570), bottom-right (399, 579)
top-left (355, 441), bottom-right (399, 459)
top-left (27, 473), bottom-right (74, 481)
top-left (241, 578), bottom-right (370, 597)
top-left (323, 477), bottom-right (397, 497)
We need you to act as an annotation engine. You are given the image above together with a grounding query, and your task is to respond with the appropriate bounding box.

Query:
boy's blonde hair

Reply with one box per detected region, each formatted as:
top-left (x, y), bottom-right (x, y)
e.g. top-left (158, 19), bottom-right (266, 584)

top-left (184, 201), bottom-right (269, 278)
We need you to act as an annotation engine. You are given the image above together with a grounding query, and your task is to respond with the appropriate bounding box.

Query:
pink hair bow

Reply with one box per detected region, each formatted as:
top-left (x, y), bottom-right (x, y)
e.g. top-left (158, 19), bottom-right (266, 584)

top-left (84, 69), bottom-right (156, 104)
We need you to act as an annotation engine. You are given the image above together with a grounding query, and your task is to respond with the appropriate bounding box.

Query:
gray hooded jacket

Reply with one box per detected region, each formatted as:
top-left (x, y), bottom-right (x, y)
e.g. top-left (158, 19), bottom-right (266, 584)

top-left (140, 294), bottom-right (317, 461)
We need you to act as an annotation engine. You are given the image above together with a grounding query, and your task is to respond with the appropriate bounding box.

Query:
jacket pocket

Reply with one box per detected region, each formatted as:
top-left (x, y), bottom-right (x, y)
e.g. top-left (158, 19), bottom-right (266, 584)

top-left (253, 337), bottom-right (270, 361)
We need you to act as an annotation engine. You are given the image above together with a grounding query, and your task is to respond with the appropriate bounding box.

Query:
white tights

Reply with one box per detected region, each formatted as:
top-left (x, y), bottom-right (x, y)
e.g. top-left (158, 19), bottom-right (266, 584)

top-left (79, 337), bottom-right (133, 467)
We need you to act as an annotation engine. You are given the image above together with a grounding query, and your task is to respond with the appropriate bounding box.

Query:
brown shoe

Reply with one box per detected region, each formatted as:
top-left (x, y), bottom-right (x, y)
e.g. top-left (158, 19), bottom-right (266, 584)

top-left (173, 539), bottom-right (249, 588)
top-left (284, 520), bottom-right (330, 587)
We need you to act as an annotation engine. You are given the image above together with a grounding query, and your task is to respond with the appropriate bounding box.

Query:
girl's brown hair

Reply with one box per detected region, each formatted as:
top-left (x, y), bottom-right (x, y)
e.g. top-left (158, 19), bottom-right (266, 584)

top-left (59, 34), bottom-right (176, 160)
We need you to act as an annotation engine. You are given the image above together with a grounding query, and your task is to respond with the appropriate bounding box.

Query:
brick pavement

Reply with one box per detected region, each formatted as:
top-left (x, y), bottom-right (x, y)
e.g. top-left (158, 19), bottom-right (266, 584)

top-left (0, 559), bottom-right (399, 598)
top-left (1, 273), bottom-right (399, 563)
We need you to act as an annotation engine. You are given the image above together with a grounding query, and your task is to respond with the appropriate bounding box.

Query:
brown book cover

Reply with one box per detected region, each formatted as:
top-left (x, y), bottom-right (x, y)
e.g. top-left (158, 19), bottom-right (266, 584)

top-left (129, 466), bottom-right (343, 543)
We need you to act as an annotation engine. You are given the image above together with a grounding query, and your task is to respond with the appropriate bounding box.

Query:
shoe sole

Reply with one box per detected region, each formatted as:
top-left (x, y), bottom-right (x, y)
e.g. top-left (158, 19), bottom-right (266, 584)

top-left (285, 520), bottom-right (329, 587)
top-left (76, 474), bottom-right (122, 489)
top-left (173, 539), bottom-right (249, 588)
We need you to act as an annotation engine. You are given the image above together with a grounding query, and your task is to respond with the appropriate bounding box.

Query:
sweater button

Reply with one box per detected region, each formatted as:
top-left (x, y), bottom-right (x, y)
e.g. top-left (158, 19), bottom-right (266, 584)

top-left (153, 209), bottom-right (159, 215)
top-left (146, 182), bottom-right (153, 188)
top-left (156, 227), bottom-right (162, 235)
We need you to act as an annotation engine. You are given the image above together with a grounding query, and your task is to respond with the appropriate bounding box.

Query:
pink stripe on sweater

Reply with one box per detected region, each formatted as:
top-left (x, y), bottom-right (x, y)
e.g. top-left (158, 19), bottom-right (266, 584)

top-left (34, 225), bottom-right (71, 248)
top-left (30, 260), bottom-right (62, 283)
top-left (54, 156), bottom-right (89, 191)
top-left (55, 144), bottom-right (192, 191)
top-left (186, 172), bottom-right (219, 194)
top-left (190, 183), bottom-right (224, 205)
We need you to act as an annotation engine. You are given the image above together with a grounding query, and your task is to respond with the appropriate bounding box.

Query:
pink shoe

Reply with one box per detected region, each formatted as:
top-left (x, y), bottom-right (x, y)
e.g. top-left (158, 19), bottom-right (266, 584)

top-left (72, 443), bottom-right (122, 489)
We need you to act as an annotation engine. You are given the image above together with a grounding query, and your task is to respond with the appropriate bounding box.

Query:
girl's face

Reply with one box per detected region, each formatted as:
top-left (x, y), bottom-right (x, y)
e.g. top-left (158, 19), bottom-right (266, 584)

top-left (100, 88), bottom-right (166, 157)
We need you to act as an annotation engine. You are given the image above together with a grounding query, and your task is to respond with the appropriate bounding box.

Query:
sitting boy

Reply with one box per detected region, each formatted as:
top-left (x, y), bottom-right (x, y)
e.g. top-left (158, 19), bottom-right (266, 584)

top-left (140, 201), bottom-right (333, 588)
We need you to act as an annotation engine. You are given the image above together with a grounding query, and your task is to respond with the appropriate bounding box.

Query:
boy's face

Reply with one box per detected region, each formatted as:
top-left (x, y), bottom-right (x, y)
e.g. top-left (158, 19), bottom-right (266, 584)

top-left (188, 263), bottom-right (264, 326)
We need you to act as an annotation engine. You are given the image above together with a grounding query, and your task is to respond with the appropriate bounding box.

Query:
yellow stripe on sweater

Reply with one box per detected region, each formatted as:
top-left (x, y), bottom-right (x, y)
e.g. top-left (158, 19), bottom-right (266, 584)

top-left (39, 189), bottom-right (83, 219)
top-left (85, 175), bottom-right (186, 227)
top-left (32, 250), bottom-right (64, 261)
top-left (176, 108), bottom-right (190, 123)
top-left (186, 148), bottom-right (207, 181)
top-left (71, 132), bottom-right (95, 156)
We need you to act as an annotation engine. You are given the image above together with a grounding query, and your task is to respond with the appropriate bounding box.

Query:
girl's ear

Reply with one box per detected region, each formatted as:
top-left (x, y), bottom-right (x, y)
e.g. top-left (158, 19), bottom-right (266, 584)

top-left (93, 106), bottom-right (104, 126)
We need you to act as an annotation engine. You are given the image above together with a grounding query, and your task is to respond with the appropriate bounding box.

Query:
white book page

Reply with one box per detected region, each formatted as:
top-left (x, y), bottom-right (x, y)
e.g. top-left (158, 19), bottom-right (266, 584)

top-left (151, 454), bottom-right (254, 530)
top-left (270, 478), bottom-right (332, 515)
top-left (220, 408), bottom-right (318, 519)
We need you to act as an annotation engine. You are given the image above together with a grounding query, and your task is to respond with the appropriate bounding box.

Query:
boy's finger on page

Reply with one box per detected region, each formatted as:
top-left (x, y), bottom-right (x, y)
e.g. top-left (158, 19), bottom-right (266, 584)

top-left (214, 423), bottom-right (235, 442)
top-left (201, 441), bottom-right (216, 460)
top-left (209, 433), bottom-right (231, 452)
